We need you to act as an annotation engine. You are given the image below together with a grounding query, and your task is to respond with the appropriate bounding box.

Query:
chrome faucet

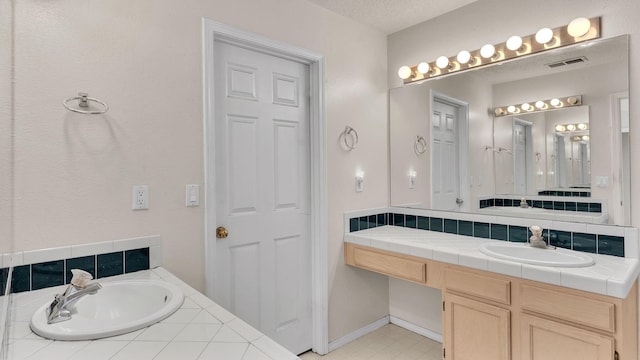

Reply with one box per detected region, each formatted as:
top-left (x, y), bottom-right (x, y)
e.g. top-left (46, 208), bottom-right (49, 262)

top-left (528, 225), bottom-right (555, 249)
top-left (46, 270), bottom-right (102, 324)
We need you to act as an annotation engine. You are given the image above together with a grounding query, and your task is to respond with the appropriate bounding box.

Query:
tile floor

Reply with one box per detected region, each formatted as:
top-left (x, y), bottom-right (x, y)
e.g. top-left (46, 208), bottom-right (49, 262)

top-left (300, 324), bottom-right (442, 360)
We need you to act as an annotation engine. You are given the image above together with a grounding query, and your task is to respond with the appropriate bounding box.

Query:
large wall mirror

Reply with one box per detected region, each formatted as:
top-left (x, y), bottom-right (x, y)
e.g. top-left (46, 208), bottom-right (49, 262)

top-left (389, 35), bottom-right (629, 225)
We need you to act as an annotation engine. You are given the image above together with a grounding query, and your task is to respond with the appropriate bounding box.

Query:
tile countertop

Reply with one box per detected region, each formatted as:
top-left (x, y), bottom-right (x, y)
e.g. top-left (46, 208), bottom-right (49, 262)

top-left (345, 226), bottom-right (640, 299)
top-left (5, 267), bottom-right (299, 360)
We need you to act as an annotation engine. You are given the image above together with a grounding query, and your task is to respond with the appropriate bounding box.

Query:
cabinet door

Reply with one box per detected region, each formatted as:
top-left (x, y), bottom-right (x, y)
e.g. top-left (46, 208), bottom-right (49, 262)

top-left (444, 293), bottom-right (511, 360)
top-left (520, 313), bottom-right (614, 360)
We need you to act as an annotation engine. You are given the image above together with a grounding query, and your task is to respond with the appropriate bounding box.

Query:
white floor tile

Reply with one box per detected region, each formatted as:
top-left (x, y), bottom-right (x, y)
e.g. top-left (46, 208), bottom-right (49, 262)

top-left (174, 323), bottom-right (223, 342)
top-left (153, 341), bottom-right (208, 360)
top-left (198, 342), bottom-right (249, 360)
top-left (110, 341), bottom-right (168, 360)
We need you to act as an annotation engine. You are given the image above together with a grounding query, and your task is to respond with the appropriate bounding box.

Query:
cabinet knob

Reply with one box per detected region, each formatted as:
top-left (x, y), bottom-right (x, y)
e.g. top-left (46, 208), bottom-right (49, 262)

top-left (216, 226), bottom-right (228, 239)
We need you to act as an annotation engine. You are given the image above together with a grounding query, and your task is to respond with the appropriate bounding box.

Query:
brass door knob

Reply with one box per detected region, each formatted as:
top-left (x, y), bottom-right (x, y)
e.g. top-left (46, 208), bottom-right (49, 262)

top-left (216, 226), bottom-right (228, 239)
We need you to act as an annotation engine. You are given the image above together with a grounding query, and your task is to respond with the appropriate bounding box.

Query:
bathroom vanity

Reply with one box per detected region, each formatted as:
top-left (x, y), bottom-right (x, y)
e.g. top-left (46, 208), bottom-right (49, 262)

top-left (344, 226), bottom-right (638, 360)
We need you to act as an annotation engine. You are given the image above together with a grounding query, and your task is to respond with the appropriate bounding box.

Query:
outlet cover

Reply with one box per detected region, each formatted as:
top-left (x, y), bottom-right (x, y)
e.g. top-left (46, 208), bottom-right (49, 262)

top-left (132, 185), bottom-right (149, 210)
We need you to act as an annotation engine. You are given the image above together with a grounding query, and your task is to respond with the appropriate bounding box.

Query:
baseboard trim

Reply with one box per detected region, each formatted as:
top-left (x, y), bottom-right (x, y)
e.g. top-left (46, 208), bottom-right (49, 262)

top-left (389, 315), bottom-right (443, 343)
top-left (328, 316), bottom-right (390, 352)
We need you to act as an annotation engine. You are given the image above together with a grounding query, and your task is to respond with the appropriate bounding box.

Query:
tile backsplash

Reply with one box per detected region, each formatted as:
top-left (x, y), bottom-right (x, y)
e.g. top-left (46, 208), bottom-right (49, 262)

top-left (479, 197), bottom-right (602, 213)
top-left (346, 208), bottom-right (636, 258)
top-left (0, 235), bottom-right (161, 295)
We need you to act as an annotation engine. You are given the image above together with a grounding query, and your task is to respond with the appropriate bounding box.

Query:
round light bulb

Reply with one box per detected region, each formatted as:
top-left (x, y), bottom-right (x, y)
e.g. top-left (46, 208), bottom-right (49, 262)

top-left (398, 66), bottom-right (413, 80)
top-left (550, 98), bottom-right (561, 107)
top-left (480, 44), bottom-right (496, 59)
top-left (506, 35), bottom-right (523, 51)
top-left (577, 123), bottom-right (587, 130)
top-left (521, 103), bottom-right (531, 111)
top-left (567, 17), bottom-right (591, 37)
top-left (535, 100), bottom-right (546, 109)
top-left (567, 96), bottom-right (579, 105)
top-left (417, 62), bottom-right (430, 74)
top-left (494, 108), bottom-right (506, 116)
top-left (535, 27), bottom-right (554, 44)
top-left (507, 105), bottom-right (517, 113)
top-left (457, 50), bottom-right (471, 64)
top-left (555, 125), bottom-right (566, 132)
top-left (566, 124), bottom-right (576, 131)
top-left (436, 56), bottom-right (450, 69)
top-left (582, 135), bottom-right (590, 141)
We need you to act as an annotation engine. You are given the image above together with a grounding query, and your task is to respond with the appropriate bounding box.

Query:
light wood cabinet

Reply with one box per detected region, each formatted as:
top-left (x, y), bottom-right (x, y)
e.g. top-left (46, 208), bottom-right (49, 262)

top-left (343, 243), bottom-right (638, 360)
top-left (519, 313), bottom-right (615, 360)
top-left (444, 293), bottom-right (511, 360)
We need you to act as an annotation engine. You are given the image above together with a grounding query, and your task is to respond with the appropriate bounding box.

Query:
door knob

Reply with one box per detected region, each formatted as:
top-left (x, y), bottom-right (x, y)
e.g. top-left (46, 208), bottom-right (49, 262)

top-left (216, 226), bottom-right (228, 239)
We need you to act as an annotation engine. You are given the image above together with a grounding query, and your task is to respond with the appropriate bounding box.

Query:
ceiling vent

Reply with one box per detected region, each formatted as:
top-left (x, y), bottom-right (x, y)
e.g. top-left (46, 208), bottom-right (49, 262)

top-left (546, 56), bottom-right (588, 68)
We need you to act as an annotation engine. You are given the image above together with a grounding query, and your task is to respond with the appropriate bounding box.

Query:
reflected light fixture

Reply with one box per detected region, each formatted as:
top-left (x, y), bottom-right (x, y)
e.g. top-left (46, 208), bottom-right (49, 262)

top-left (566, 124), bottom-right (576, 131)
top-left (577, 123), bottom-right (588, 130)
top-left (506, 35), bottom-right (523, 51)
top-left (457, 50), bottom-right (472, 64)
top-left (555, 125), bottom-right (567, 132)
top-left (493, 95), bottom-right (582, 117)
top-left (556, 122), bottom-right (589, 133)
top-left (568, 17), bottom-right (591, 37)
top-left (398, 16), bottom-right (600, 84)
top-left (535, 27), bottom-right (554, 44)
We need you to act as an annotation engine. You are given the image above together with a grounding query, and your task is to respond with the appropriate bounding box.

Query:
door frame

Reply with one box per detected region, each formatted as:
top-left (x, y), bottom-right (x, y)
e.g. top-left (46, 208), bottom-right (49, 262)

top-left (202, 19), bottom-right (328, 354)
top-left (429, 90), bottom-right (470, 212)
top-left (512, 118), bottom-right (533, 195)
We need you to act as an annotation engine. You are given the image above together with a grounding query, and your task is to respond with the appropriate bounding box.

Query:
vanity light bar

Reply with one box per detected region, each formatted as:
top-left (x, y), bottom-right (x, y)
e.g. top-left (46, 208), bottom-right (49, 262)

top-left (398, 17), bottom-right (600, 84)
top-left (493, 95), bottom-right (582, 117)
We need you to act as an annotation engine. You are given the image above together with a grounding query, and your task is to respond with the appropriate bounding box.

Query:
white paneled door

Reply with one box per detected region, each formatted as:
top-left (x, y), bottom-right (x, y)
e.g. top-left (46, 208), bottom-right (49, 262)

top-left (213, 40), bottom-right (311, 355)
top-left (431, 100), bottom-right (460, 211)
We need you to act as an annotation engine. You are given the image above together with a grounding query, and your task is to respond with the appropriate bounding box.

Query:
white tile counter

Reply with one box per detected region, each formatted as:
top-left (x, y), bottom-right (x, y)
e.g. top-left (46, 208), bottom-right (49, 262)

top-left (345, 226), bottom-right (640, 298)
top-left (5, 268), bottom-right (299, 360)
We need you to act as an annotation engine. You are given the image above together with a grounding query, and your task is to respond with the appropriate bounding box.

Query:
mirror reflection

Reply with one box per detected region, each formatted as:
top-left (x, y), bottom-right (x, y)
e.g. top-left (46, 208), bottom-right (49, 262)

top-left (389, 35), bottom-right (629, 225)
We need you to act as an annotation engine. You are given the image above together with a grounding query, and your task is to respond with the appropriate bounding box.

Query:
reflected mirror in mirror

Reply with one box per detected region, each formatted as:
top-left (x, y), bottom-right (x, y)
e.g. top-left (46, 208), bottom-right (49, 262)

top-left (389, 35), bottom-right (629, 225)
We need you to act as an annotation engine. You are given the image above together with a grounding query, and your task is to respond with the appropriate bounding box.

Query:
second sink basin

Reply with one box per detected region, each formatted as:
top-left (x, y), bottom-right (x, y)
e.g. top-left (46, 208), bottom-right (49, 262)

top-left (30, 279), bottom-right (184, 341)
top-left (479, 242), bottom-right (595, 267)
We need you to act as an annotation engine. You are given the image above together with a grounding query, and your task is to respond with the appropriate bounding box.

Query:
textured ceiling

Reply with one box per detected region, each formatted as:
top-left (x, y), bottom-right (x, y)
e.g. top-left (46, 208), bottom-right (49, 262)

top-left (305, 0), bottom-right (478, 34)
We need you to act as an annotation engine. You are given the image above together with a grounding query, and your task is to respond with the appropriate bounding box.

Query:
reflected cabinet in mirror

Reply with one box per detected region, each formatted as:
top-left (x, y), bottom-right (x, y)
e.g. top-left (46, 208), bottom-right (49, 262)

top-left (389, 35), bottom-right (629, 225)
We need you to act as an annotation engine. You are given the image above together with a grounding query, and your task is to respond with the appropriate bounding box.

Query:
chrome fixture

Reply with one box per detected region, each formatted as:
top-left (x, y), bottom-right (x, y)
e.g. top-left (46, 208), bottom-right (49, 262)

top-left (398, 17), bottom-right (600, 84)
top-left (63, 92), bottom-right (109, 114)
top-left (46, 270), bottom-right (102, 324)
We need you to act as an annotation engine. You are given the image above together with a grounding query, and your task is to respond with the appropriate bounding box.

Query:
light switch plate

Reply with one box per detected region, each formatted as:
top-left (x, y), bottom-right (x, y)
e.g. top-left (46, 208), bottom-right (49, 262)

top-left (186, 184), bottom-right (200, 207)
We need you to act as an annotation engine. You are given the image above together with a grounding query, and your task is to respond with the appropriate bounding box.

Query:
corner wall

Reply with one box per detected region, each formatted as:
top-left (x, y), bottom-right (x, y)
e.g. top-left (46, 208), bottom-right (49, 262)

top-left (11, 0), bottom-right (389, 343)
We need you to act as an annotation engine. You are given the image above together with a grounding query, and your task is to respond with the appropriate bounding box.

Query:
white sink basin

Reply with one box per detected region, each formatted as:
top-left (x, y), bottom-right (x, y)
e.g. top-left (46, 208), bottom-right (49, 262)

top-left (30, 279), bottom-right (184, 340)
top-left (479, 242), bottom-right (595, 267)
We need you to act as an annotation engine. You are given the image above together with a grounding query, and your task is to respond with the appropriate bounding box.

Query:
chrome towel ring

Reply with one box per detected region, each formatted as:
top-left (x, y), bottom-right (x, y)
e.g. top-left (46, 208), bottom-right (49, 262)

top-left (63, 92), bottom-right (109, 114)
top-left (341, 126), bottom-right (359, 150)
top-left (414, 135), bottom-right (427, 155)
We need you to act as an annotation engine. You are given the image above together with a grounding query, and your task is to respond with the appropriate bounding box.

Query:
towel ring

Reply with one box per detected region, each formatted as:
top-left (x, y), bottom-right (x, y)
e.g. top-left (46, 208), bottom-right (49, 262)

top-left (414, 135), bottom-right (427, 155)
top-left (342, 126), bottom-right (359, 150)
top-left (63, 92), bottom-right (109, 115)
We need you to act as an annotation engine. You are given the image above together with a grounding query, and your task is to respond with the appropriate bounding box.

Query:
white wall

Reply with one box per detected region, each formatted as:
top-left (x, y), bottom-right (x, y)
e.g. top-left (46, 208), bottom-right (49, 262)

top-left (8, 0), bottom-right (389, 342)
top-left (0, 0), bottom-right (12, 253)
top-left (387, 0), bottom-right (640, 337)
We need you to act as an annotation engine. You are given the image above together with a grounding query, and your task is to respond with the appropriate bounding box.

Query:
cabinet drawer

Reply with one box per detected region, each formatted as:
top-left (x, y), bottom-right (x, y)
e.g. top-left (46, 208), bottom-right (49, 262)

top-left (352, 247), bottom-right (426, 283)
top-left (445, 268), bottom-right (511, 305)
top-left (520, 284), bottom-right (615, 333)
